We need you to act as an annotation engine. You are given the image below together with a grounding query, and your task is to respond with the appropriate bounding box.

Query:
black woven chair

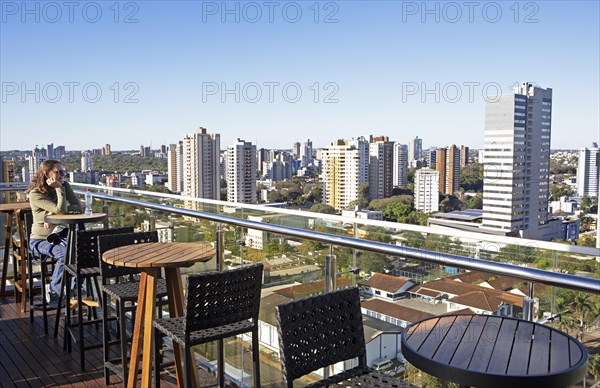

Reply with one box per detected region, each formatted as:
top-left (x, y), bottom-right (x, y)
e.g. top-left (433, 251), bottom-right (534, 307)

top-left (24, 211), bottom-right (58, 334)
top-left (97, 231), bottom-right (168, 386)
top-left (153, 263), bottom-right (264, 388)
top-left (63, 226), bottom-right (134, 371)
top-left (276, 287), bottom-right (413, 388)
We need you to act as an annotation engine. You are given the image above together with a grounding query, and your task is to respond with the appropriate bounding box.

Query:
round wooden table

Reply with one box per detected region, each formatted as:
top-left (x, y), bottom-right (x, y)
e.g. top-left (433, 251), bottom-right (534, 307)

top-left (102, 242), bottom-right (216, 388)
top-left (45, 212), bottom-right (107, 338)
top-left (401, 314), bottom-right (588, 388)
top-left (0, 202), bottom-right (32, 296)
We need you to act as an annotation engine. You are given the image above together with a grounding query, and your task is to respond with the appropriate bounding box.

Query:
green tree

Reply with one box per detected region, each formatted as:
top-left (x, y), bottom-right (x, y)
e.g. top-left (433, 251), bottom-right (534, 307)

top-left (439, 195), bottom-right (464, 212)
top-left (572, 292), bottom-right (594, 341)
top-left (383, 202), bottom-right (414, 222)
top-left (577, 235), bottom-right (596, 247)
top-left (309, 203), bottom-right (336, 214)
top-left (588, 354), bottom-right (600, 380)
top-left (549, 185), bottom-right (573, 201)
top-left (359, 252), bottom-right (390, 274)
top-left (403, 231), bottom-right (425, 248)
top-left (465, 195), bottom-right (483, 209)
top-left (460, 163), bottom-right (483, 192)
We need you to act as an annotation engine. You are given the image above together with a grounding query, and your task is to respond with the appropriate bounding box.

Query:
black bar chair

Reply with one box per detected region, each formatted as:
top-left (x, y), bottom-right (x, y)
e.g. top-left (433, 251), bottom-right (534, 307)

top-left (276, 287), bottom-right (414, 388)
top-left (153, 263), bottom-right (264, 388)
top-left (64, 226), bottom-right (134, 371)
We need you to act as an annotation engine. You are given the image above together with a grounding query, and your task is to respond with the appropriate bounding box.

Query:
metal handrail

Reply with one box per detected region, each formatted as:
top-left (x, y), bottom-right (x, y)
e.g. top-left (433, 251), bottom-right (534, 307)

top-left (81, 190), bottom-right (600, 295)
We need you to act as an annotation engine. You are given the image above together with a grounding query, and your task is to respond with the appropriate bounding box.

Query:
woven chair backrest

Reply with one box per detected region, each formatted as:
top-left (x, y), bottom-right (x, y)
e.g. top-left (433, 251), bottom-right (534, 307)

top-left (75, 227), bottom-right (134, 271)
top-left (276, 287), bottom-right (367, 384)
top-left (184, 263), bottom-right (264, 333)
top-left (97, 231), bottom-right (159, 281)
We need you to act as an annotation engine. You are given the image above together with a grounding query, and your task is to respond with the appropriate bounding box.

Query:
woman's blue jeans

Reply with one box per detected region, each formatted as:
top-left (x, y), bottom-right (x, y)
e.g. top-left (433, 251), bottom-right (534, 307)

top-left (29, 238), bottom-right (66, 295)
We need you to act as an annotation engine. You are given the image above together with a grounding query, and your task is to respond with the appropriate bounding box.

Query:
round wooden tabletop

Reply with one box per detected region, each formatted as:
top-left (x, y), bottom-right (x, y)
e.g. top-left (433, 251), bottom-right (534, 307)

top-left (45, 212), bottom-right (107, 225)
top-left (102, 242), bottom-right (216, 268)
top-left (401, 313), bottom-right (588, 388)
top-left (0, 202), bottom-right (32, 213)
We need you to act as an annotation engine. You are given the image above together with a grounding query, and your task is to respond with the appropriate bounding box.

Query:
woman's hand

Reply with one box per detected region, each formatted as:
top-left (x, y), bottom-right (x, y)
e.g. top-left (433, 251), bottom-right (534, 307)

top-left (45, 177), bottom-right (62, 188)
top-left (44, 222), bottom-right (50, 231)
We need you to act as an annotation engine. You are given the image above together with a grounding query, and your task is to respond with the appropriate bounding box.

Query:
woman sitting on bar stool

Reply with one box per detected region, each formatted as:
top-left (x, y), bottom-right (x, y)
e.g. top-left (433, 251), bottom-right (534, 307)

top-left (27, 159), bottom-right (81, 308)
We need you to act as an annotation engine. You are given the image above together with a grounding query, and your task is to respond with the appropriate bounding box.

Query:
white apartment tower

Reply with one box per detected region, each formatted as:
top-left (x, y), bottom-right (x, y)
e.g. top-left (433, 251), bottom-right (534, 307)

top-left (577, 143), bottom-right (599, 197)
top-left (166, 143), bottom-right (183, 193)
top-left (414, 168), bottom-right (439, 212)
top-left (182, 127), bottom-right (220, 199)
top-left (226, 139), bottom-right (257, 203)
top-left (482, 82), bottom-right (552, 239)
top-left (393, 143), bottom-right (409, 188)
top-left (321, 137), bottom-right (368, 210)
top-left (368, 136), bottom-right (394, 201)
top-left (408, 136), bottom-right (422, 164)
top-left (81, 151), bottom-right (93, 172)
top-left (27, 147), bottom-right (47, 182)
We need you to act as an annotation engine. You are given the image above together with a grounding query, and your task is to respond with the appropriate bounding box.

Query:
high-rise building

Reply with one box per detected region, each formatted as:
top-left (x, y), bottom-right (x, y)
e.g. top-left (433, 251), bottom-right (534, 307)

top-left (425, 147), bottom-right (437, 168)
top-left (436, 145), bottom-right (461, 195)
top-left (166, 143), bottom-right (178, 193)
top-left (414, 168), bottom-right (439, 212)
top-left (103, 144), bottom-right (111, 156)
top-left (577, 143), bottom-right (599, 197)
top-left (301, 139), bottom-right (313, 167)
top-left (27, 147), bottom-right (46, 182)
top-left (393, 143), bottom-right (408, 188)
top-left (408, 136), bottom-right (422, 164)
top-left (47, 143), bottom-right (54, 159)
top-left (175, 141), bottom-right (184, 193)
top-left (482, 82), bottom-right (552, 239)
top-left (182, 127), bottom-right (220, 199)
top-left (292, 142), bottom-right (301, 159)
top-left (226, 139), bottom-right (257, 203)
top-left (54, 146), bottom-right (65, 158)
top-left (460, 145), bottom-right (469, 168)
top-left (321, 137), bottom-right (368, 210)
top-left (81, 151), bottom-right (93, 172)
top-left (368, 136), bottom-right (394, 201)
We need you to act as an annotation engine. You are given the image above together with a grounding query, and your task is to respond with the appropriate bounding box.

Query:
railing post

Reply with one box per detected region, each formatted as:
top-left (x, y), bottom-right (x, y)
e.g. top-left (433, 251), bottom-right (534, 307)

top-left (102, 204), bottom-right (109, 228)
top-left (325, 244), bottom-right (336, 293)
top-left (215, 224), bottom-right (224, 272)
top-left (523, 282), bottom-right (535, 321)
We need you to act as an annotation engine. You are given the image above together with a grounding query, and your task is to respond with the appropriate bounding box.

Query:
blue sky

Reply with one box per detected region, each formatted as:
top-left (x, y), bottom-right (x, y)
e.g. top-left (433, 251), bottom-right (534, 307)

top-left (1, 1), bottom-right (599, 151)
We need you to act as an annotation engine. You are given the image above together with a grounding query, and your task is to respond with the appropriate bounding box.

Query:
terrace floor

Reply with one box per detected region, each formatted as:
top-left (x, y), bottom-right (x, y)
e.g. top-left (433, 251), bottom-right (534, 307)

top-left (0, 294), bottom-right (234, 387)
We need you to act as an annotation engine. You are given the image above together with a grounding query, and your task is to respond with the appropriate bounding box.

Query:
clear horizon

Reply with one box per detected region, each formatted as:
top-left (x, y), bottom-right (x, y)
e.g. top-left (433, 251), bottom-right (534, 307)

top-left (1, 1), bottom-right (599, 151)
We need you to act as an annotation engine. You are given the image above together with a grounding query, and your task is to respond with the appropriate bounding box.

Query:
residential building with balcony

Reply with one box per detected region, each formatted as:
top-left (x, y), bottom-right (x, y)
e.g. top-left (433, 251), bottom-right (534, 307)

top-left (436, 145), bottom-right (461, 195)
top-left (577, 143), bottom-right (599, 197)
top-left (393, 143), bottom-right (408, 188)
top-left (182, 127), bottom-right (220, 200)
top-left (368, 136), bottom-right (394, 201)
top-left (226, 138), bottom-right (257, 204)
top-left (414, 168), bottom-right (439, 212)
top-left (482, 82), bottom-right (553, 240)
top-left (321, 137), bottom-right (368, 210)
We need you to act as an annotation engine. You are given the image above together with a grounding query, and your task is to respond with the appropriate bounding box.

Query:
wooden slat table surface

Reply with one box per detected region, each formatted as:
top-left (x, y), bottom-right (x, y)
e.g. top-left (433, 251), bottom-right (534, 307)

top-left (401, 314), bottom-right (588, 388)
top-left (102, 242), bottom-right (215, 268)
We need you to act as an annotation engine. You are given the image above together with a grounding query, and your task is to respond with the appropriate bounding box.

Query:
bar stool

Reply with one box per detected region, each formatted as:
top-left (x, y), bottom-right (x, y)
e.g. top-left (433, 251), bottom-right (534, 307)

top-left (97, 231), bottom-right (168, 386)
top-left (64, 226), bottom-right (134, 371)
top-left (24, 212), bottom-right (57, 334)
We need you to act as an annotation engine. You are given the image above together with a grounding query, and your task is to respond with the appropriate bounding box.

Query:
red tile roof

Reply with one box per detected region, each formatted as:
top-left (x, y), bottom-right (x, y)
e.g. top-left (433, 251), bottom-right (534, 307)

top-left (365, 273), bottom-right (413, 293)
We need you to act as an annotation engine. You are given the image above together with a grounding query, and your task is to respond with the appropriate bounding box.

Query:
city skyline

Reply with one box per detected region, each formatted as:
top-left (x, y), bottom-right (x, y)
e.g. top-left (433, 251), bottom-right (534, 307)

top-left (1, 2), bottom-right (599, 151)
